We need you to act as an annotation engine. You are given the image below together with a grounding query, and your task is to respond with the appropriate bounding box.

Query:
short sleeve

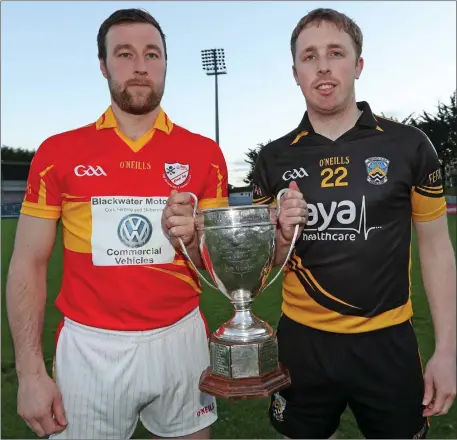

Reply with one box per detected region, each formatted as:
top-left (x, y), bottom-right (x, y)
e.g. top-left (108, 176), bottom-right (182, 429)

top-left (198, 141), bottom-right (229, 210)
top-left (252, 151), bottom-right (274, 205)
top-left (411, 130), bottom-right (446, 222)
top-left (20, 139), bottom-right (62, 219)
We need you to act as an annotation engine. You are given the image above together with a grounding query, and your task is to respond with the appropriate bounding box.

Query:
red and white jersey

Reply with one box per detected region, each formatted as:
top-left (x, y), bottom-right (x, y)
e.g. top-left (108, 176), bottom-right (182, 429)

top-left (21, 107), bottom-right (229, 331)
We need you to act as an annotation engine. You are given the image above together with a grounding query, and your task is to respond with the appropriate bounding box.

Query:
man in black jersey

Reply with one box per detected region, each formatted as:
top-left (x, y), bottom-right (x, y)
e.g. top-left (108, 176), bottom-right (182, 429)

top-left (252, 7), bottom-right (456, 439)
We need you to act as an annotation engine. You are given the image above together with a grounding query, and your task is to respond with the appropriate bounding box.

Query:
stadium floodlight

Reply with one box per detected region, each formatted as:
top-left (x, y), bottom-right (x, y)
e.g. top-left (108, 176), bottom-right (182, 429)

top-left (200, 48), bottom-right (227, 145)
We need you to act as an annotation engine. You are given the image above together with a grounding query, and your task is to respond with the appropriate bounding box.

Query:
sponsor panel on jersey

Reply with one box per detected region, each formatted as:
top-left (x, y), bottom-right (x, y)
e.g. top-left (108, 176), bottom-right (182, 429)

top-left (90, 196), bottom-right (175, 266)
top-left (302, 196), bottom-right (382, 242)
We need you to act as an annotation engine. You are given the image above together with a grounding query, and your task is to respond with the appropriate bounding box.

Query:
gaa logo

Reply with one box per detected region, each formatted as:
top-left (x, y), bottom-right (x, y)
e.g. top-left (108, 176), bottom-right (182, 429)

top-left (117, 214), bottom-right (152, 248)
top-left (282, 167), bottom-right (308, 181)
top-left (74, 165), bottom-right (107, 177)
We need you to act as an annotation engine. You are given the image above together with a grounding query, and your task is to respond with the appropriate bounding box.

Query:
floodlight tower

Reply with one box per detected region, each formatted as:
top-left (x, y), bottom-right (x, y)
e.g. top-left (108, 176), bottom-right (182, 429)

top-left (201, 48), bottom-right (227, 145)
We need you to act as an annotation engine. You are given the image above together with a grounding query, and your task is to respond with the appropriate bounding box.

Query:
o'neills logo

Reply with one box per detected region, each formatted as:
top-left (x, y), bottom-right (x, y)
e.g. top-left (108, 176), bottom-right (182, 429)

top-left (120, 161), bottom-right (151, 170)
top-left (196, 402), bottom-right (215, 417)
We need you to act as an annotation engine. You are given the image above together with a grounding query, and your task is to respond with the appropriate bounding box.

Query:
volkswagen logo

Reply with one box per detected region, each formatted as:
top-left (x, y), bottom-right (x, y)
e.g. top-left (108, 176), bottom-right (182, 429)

top-left (117, 214), bottom-right (152, 248)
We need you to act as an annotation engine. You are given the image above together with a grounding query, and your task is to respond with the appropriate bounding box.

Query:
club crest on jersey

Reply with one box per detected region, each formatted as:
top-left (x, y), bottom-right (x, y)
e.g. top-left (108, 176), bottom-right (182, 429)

top-left (163, 162), bottom-right (191, 188)
top-left (271, 393), bottom-right (286, 422)
top-left (365, 157), bottom-right (389, 185)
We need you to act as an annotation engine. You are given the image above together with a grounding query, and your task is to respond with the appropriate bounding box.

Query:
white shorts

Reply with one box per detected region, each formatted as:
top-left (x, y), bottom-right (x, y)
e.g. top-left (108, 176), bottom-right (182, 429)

top-left (50, 308), bottom-right (217, 439)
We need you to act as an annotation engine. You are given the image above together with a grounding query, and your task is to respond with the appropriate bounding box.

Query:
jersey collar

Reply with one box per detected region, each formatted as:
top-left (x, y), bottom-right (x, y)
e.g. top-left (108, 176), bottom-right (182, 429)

top-left (95, 106), bottom-right (173, 135)
top-left (297, 101), bottom-right (379, 133)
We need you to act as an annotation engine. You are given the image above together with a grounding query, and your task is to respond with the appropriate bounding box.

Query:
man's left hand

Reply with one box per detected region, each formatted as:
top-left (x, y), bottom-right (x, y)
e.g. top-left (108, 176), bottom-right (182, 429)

top-left (422, 350), bottom-right (456, 416)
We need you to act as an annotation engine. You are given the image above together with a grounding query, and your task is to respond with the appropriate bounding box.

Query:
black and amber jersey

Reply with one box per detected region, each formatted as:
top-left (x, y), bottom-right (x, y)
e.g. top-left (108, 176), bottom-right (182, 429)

top-left (252, 101), bottom-right (446, 333)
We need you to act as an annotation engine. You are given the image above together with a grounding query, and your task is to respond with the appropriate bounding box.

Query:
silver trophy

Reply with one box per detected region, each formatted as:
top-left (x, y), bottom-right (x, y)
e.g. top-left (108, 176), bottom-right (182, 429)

top-left (178, 189), bottom-right (298, 400)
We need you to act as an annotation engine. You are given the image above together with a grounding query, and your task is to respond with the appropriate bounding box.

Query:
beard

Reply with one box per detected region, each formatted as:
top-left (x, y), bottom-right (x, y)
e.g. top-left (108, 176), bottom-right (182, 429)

top-left (106, 70), bottom-right (165, 116)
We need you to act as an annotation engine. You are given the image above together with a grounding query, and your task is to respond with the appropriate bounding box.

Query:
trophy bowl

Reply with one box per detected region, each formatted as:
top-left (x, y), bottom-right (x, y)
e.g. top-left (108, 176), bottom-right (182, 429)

top-left (179, 191), bottom-right (298, 400)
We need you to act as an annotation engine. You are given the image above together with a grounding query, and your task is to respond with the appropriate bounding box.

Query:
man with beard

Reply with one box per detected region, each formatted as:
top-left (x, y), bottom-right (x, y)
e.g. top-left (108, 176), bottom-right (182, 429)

top-left (252, 7), bottom-right (456, 439)
top-left (6, 9), bottom-right (228, 440)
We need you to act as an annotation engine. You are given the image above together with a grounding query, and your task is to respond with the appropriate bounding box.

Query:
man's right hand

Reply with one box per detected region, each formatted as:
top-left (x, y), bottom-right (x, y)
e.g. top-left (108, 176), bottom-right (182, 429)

top-left (162, 190), bottom-right (197, 248)
top-left (18, 373), bottom-right (67, 437)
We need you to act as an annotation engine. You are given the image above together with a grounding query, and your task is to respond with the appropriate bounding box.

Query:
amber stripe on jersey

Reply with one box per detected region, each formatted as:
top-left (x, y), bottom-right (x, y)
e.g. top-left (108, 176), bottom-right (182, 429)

top-left (289, 253), bottom-right (361, 310)
top-left (212, 163), bottom-right (224, 199)
top-left (411, 185), bottom-right (446, 222)
top-left (421, 184), bottom-right (443, 191)
top-left (144, 266), bottom-right (201, 293)
top-left (197, 163), bottom-right (229, 210)
top-left (38, 165), bottom-right (55, 204)
top-left (61, 200), bottom-right (92, 253)
top-left (253, 196), bottom-right (274, 205)
top-left (282, 252), bottom-right (413, 333)
top-left (21, 200), bottom-right (60, 219)
top-left (146, 252), bottom-right (202, 293)
top-left (199, 197), bottom-right (229, 210)
top-left (414, 184), bottom-right (444, 198)
top-left (290, 130), bottom-right (309, 145)
top-left (21, 163), bottom-right (61, 219)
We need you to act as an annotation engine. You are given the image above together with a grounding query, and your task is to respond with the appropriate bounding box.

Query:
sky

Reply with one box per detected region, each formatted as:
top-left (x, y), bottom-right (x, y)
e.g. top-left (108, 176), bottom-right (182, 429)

top-left (2, 1), bottom-right (456, 186)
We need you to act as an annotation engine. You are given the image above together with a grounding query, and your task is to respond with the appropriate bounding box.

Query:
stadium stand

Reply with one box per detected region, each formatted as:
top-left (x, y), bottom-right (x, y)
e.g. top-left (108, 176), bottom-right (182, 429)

top-left (228, 186), bottom-right (252, 206)
top-left (1, 160), bottom-right (30, 218)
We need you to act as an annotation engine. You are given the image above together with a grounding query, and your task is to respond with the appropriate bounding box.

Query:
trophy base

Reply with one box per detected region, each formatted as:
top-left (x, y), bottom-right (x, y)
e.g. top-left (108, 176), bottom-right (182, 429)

top-left (199, 333), bottom-right (291, 400)
top-left (199, 363), bottom-right (290, 400)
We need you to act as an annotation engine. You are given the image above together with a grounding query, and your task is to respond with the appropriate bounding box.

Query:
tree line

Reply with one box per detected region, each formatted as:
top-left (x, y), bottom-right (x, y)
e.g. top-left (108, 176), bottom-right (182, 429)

top-left (1, 146), bottom-right (36, 162)
top-left (243, 91), bottom-right (457, 187)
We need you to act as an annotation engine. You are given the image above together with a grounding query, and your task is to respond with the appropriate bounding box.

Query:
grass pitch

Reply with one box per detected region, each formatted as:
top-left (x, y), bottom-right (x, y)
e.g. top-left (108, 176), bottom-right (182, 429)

top-left (1, 218), bottom-right (456, 439)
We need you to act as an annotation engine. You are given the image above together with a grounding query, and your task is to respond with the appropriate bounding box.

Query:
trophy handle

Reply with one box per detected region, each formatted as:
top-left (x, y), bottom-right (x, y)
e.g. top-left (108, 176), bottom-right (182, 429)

top-left (262, 188), bottom-right (300, 291)
top-left (176, 192), bottom-right (220, 292)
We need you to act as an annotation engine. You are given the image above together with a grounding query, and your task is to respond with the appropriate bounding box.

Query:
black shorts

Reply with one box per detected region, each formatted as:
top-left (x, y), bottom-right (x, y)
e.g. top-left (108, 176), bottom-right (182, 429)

top-left (268, 314), bottom-right (428, 439)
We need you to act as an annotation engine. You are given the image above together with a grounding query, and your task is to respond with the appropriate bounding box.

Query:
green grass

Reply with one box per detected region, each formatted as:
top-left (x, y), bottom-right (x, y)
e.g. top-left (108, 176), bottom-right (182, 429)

top-left (1, 218), bottom-right (456, 439)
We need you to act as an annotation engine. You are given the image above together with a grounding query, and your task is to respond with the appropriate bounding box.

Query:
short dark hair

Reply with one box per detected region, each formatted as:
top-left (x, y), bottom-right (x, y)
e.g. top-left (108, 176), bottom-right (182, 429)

top-left (290, 8), bottom-right (363, 62)
top-left (97, 8), bottom-right (167, 61)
